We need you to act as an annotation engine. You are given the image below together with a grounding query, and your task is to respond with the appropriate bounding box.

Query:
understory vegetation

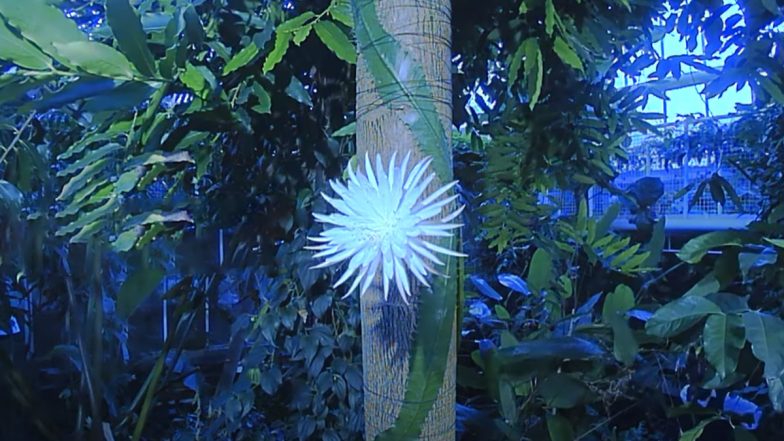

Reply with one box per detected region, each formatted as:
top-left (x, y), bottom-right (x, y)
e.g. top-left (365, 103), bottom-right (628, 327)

top-left (1, 0), bottom-right (783, 440)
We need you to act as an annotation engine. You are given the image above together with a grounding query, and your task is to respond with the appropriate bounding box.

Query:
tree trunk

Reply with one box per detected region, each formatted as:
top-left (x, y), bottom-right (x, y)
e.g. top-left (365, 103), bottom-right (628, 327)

top-left (353, 0), bottom-right (455, 439)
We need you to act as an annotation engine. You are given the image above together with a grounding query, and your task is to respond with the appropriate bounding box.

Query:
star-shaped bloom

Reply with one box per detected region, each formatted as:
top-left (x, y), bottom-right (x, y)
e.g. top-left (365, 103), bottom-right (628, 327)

top-left (307, 152), bottom-right (465, 303)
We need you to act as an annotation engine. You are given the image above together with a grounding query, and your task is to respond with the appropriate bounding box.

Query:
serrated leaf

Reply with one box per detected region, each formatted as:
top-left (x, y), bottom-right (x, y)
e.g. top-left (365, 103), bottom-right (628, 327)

top-left (57, 157), bottom-right (110, 201)
top-left (53, 41), bottom-right (139, 79)
top-left (0, 0), bottom-right (86, 65)
top-left (314, 20), bottom-right (356, 63)
top-left (262, 32), bottom-right (291, 74)
top-left (329, 0), bottom-right (354, 27)
top-left (106, 0), bottom-right (157, 77)
top-left (222, 44), bottom-right (260, 75)
top-left (0, 20), bottom-right (52, 70)
top-left (553, 36), bottom-right (584, 72)
top-left (646, 296), bottom-right (722, 337)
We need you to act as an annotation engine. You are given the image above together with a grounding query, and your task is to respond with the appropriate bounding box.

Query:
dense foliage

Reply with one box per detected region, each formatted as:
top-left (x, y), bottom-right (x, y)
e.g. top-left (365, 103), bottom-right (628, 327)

top-left (0, 0), bottom-right (783, 440)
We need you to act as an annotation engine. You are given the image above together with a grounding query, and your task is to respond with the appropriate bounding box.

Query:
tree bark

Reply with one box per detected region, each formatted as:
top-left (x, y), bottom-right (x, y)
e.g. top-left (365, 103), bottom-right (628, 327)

top-left (354, 0), bottom-right (455, 439)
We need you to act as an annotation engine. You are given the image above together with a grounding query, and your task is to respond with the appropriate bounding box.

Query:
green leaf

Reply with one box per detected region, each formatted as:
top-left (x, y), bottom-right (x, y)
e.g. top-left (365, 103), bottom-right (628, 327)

top-left (596, 203), bottom-right (620, 238)
top-left (0, 20), bottom-right (52, 70)
top-left (251, 82), bottom-right (272, 114)
top-left (644, 217), bottom-right (666, 267)
top-left (180, 63), bottom-right (212, 99)
top-left (495, 337), bottom-right (607, 370)
top-left (0, 0), bottom-right (87, 64)
top-left (704, 314), bottom-right (745, 379)
top-left (314, 20), bottom-right (356, 64)
top-left (553, 36), bottom-right (584, 72)
top-left (285, 76), bottom-right (313, 106)
top-left (684, 271), bottom-right (720, 297)
top-left (538, 374), bottom-right (594, 409)
top-left (646, 296), bottom-right (722, 337)
top-left (679, 418), bottom-right (720, 441)
top-left (602, 284), bottom-right (638, 365)
top-left (57, 157), bottom-right (110, 202)
top-left (263, 12), bottom-right (316, 74)
top-left (758, 75), bottom-right (784, 106)
top-left (764, 238), bottom-right (784, 249)
top-left (263, 32), bottom-right (291, 74)
top-left (527, 248), bottom-right (552, 294)
top-left (57, 143), bottom-right (122, 178)
top-left (545, 0), bottom-right (556, 35)
top-left (523, 38), bottom-right (543, 109)
top-left (329, 0), bottom-right (354, 28)
top-left (742, 311), bottom-right (784, 411)
top-left (677, 231), bottom-right (747, 264)
top-left (546, 414), bottom-right (574, 441)
top-left (332, 121), bottom-right (356, 137)
top-left (495, 304), bottom-right (511, 320)
top-left (53, 41), bottom-right (138, 79)
top-left (222, 44), bottom-right (260, 75)
top-left (105, 0), bottom-right (157, 77)
top-left (117, 265), bottom-right (165, 318)
top-left (112, 226), bottom-right (144, 252)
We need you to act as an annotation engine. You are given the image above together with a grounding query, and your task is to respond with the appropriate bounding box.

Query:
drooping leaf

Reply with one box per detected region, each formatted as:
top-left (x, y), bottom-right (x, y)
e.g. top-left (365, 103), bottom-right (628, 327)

top-left (704, 314), bottom-right (745, 379)
top-left (222, 44), bottom-right (261, 75)
top-left (53, 41), bottom-right (139, 79)
top-left (742, 311), bottom-right (784, 411)
top-left (0, 0), bottom-right (87, 65)
top-left (677, 230), bottom-right (747, 264)
top-left (602, 284), bottom-right (638, 365)
top-left (0, 19), bottom-right (51, 70)
top-left (537, 374), bottom-right (595, 408)
top-left (117, 265), bottom-right (165, 318)
top-left (105, 0), bottom-right (157, 77)
top-left (646, 296), bottom-right (722, 337)
top-left (523, 38), bottom-right (543, 109)
top-left (0, 179), bottom-right (23, 212)
top-left (314, 20), bottom-right (356, 64)
top-left (331, 121), bottom-right (356, 137)
top-left (469, 275), bottom-right (502, 300)
top-left (527, 248), bottom-right (553, 294)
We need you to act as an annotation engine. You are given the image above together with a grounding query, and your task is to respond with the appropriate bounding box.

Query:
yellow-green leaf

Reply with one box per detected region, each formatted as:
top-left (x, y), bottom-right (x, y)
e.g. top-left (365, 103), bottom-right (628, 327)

top-left (553, 36), bottom-right (584, 72)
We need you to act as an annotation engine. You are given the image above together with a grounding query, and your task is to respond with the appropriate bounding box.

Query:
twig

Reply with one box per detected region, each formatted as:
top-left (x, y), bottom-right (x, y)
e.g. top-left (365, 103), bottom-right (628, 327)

top-left (0, 113), bottom-right (36, 166)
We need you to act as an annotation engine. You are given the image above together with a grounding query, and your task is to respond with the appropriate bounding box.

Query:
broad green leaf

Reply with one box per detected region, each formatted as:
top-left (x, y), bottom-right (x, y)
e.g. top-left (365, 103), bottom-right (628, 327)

top-left (706, 292), bottom-right (749, 314)
top-left (546, 414), bottom-right (574, 441)
top-left (285, 76), bottom-right (313, 106)
top-left (684, 271), bottom-right (720, 297)
top-left (329, 0), bottom-right (354, 28)
top-left (538, 374), bottom-right (594, 408)
top-left (646, 296), bottom-right (722, 337)
top-left (0, 20), bottom-right (52, 70)
top-left (743, 311), bottom-right (784, 411)
top-left (553, 36), bottom-right (584, 72)
top-left (106, 0), bottom-right (157, 77)
top-left (314, 20), bottom-right (356, 64)
top-left (0, 0), bottom-right (87, 64)
top-left (602, 284), bottom-right (638, 365)
top-left (180, 63), bottom-right (210, 99)
top-left (677, 230), bottom-right (746, 264)
top-left (222, 44), bottom-right (260, 75)
top-left (703, 314), bottom-right (744, 379)
top-left (527, 248), bottom-right (552, 294)
top-left (495, 337), bottom-right (606, 369)
top-left (117, 265), bottom-right (165, 318)
top-left (53, 41), bottom-right (138, 79)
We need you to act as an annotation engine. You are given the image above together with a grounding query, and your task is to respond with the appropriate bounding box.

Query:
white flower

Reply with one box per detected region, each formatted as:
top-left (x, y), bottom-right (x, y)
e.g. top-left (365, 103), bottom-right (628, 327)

top-left (307, 152), bottom-right (465, 303)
